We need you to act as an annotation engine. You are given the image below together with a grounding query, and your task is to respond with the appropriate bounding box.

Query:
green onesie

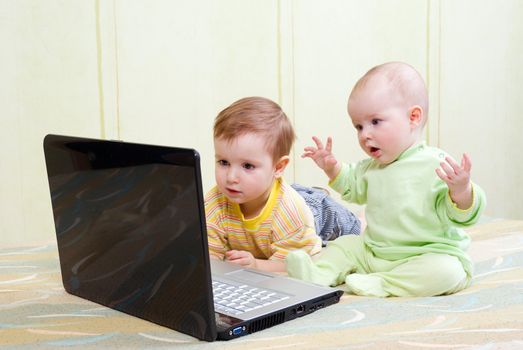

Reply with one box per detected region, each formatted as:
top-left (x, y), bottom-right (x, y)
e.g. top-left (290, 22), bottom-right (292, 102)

top-left (286, 142), bottom-right (486, 297)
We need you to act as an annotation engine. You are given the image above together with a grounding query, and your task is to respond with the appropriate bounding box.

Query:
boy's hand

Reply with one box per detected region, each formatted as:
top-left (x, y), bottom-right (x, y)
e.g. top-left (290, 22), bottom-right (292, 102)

top-left (435, 153), bottom-right (473, 210)
top-left (225, 250), bottom-right (286, 272)
top-left (225, 250), bottom-right (256, 268)
top-left (302, 136), bottom-right (341, 180)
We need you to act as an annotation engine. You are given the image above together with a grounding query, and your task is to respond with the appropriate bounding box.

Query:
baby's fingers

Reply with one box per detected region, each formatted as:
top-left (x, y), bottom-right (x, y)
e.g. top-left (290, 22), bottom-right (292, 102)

top-left (225, 250), bottom-right (241, 260)
top-left (311, 136), bottom-right (325, 150)
top-left (461, 153), bottom-right (472, 173)
top-left (435, 167), bottom-right (447, 182)
top-left (301, 147), bottom-right (317, 159)
top-left (435, 167), bottom-right (456, 184)
top-left (439, 160), bottom-right (455, 178)
top-left (325, 137), bottom-right (333, 153)
top-left (436, 160), bottom-right (460, 183)
top-left (443, 156), bottom-right (462, 175)
top-left (303, 146), bottom-right (318, 153)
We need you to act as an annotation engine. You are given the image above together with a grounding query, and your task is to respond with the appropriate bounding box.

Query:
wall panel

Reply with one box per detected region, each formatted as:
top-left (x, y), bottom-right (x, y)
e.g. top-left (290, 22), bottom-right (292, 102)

top-left (290, 0), bottom-right (429, 214)
top-left (1, 1), bottom-right (102, 245)
top-left (2, 0), bottom-right (522, 246)
top-left (438, 0), bottom-right (523, 219)
top-left (114, 0), bottom-right (281, 190)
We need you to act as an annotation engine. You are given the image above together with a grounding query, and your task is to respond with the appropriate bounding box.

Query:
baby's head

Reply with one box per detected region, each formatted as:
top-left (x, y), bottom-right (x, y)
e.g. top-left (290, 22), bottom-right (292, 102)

top-left (212, 97), bottom-right (295, 213)
top-left (347, 62), bottom-right (428, 164)
top-left (213, 97), bottom-right (295, 163)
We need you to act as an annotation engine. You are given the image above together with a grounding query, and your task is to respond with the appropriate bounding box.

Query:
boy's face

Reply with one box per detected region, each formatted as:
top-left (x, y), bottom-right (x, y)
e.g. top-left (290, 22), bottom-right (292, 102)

top-left (214, 133), bottom-right (278, 217)
top-left (348, 81), bottom-right (421, 165)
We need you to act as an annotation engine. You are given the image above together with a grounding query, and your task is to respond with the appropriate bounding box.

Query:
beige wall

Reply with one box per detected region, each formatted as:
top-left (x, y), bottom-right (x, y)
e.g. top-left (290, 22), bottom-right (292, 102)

top-left (436, 0), bottom-right (523, 225)
top-left (1, 0), bottom-right (522, 246)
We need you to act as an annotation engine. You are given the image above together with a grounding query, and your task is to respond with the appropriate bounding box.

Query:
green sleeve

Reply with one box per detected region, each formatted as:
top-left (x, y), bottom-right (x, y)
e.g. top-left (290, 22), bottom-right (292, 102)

top-left (445, 183), bottom-right (487, 226)
top-left (328, 161), bottom-right (370, 205)
top-left (436, 182), bottom-right (487, 227)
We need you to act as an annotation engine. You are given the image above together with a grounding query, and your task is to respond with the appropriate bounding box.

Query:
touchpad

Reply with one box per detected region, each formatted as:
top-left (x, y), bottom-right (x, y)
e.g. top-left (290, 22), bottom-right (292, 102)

top-left (225, 269), bottom-right (273, 284)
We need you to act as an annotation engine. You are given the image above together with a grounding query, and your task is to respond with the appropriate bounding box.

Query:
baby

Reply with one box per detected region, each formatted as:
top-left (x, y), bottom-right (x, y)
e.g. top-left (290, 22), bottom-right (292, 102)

top-left (205, 97), bottom-right (322, 272)
top-left (286, 62), bottom-right (486, 297)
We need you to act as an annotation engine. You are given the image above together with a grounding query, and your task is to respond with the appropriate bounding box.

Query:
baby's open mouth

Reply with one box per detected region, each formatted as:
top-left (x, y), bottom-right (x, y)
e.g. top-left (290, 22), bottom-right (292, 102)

top-left (370, 147), bottom-right (380, 153)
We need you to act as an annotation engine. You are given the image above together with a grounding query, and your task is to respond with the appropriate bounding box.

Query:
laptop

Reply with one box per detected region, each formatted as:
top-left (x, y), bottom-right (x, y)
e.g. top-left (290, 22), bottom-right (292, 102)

top-left (43, 134), bottom-right (343, 341)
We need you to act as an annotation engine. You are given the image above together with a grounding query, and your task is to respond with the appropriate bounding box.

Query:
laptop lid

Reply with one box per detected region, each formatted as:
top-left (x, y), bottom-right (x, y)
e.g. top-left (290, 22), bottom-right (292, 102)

top-left (43, 134), bottom-right (217, 341)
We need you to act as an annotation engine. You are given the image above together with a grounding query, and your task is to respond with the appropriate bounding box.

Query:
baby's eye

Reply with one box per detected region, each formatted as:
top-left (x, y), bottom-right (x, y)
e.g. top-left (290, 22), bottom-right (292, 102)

top-left (354, 124), bottom-right (363, 131)
top-left (217, 160), bottom-right (229, 166)
top-left (243, 163), bottom-right (255, 170)
top-left (371, 119), bottom-right (381, 125)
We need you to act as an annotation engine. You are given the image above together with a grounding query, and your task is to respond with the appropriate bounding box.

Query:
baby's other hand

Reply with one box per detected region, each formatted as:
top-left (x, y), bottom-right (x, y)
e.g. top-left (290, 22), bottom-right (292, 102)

top-left (302, 136), bottom-right (340, 180)
top-left (225, 250), bottom-right (256, 268)
top-left (435, 153), bottom-right (473, 209)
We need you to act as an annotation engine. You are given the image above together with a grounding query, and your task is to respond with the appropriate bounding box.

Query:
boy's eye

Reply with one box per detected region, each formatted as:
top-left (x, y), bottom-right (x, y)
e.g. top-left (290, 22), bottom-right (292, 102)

top-left (243, 163), bottom-right (255, 170)
top-left (371, 119), bottom-right (380, 125)
top-left (217, 160), bottom-right (229, 166)
top-left (354, 124), bottom-right (363, 131)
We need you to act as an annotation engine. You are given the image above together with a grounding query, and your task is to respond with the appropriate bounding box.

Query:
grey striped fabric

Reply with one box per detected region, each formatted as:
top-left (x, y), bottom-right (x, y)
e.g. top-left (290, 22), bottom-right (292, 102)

top-left (292, 183), bottom-right (361, 246)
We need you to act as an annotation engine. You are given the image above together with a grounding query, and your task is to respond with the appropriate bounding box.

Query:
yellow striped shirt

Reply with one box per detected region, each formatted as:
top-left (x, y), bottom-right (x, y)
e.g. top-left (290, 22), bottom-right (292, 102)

top-left (204, 178), bottom-right (321, 261)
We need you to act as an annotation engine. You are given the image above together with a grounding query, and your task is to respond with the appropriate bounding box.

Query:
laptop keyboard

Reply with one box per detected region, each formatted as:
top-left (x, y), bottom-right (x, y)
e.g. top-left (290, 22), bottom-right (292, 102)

top-left (212, 280), bottom-right (290, 315)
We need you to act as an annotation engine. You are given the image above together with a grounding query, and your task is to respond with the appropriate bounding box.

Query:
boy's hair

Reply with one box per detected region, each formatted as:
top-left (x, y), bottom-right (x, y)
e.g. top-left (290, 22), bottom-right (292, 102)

top-left (213, 97), bottom-right (296, 162)
top-left (350, 62), bottom-right (429, 126)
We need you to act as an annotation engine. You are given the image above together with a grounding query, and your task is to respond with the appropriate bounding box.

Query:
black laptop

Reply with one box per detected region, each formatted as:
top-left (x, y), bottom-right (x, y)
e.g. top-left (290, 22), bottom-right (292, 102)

top-left (43, 134), bottom-right (343, 341)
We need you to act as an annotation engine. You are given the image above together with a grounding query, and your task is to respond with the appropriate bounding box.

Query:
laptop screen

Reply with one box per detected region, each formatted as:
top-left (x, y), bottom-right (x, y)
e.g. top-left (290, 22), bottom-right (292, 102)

top-left (43, 134), bottom-right (217, 341)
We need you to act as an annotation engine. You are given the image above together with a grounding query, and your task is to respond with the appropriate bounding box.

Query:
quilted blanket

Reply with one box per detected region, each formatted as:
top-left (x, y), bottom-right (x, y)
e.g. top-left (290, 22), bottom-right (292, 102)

top-left (1, 220), bottom-right (522, 349)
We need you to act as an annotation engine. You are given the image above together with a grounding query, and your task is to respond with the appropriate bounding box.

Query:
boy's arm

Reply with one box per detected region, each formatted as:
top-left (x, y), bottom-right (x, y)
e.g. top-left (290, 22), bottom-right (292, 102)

top-left (207, 223), bottom-right (228, 260)
top-left (254, 259), bottom-right (285, 272)
top-left (269, 224), bottom-right (322, 269)
top-left (205, 187), bottom-right (231, 260)
top-left (224, 250), bottom-right (286, 272)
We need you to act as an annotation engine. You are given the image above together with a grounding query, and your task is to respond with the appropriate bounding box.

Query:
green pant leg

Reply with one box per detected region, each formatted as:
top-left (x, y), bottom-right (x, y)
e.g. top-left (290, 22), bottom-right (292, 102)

top-left (286, 235), bottom-right (365, 287)
top-left (346, 253), bottom-right (470, 297)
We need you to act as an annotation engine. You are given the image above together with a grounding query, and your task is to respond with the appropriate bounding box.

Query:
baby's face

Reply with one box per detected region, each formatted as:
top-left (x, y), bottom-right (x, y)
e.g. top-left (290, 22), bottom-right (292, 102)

top-left (348, 83), bottom-right (420, 165)
top-left (213, 133), bottom-right (276, 216)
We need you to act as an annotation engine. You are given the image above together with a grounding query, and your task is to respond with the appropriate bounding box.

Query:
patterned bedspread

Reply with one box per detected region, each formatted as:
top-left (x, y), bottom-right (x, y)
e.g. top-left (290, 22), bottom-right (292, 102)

top-left (2, 220), bottom-right (523, 349)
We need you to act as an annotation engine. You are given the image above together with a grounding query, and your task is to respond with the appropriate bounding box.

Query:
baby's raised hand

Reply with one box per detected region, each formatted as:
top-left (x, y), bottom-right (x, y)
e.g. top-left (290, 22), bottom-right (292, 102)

top-left (435, 153), bottom-right (473, 209)
top-left (302, 136), bottom-right (340, 180)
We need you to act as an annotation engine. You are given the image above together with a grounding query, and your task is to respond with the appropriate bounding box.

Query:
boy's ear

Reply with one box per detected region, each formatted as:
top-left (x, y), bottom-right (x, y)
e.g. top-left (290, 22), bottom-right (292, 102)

top-left (408, 105), bottom-right (424, 129)
top-left (274, 156), bottom-right (290, 178)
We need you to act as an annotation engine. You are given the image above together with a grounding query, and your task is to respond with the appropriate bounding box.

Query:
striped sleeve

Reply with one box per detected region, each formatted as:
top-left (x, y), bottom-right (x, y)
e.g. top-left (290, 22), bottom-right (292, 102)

top-left (269, 183), bottom-right (322, 260)
top-left (204, 187), bottom-right (229, 260)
